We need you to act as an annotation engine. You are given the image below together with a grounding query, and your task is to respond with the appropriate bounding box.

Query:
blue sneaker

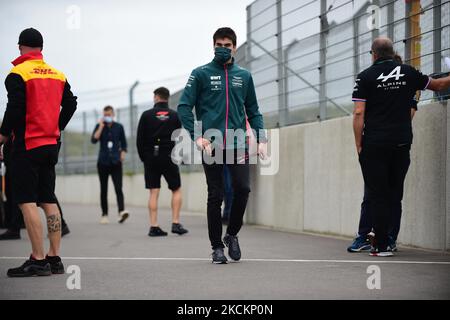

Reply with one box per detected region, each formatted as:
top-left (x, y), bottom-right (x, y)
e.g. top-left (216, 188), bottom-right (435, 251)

top-left (387, 236), bottom-right (398, 252)
top-left (347, 235), bottom-right (371, 252)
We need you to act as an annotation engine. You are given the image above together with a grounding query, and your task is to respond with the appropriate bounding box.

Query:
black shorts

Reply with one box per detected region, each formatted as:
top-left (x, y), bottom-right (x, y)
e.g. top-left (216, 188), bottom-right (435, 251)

top-left (144, 155), bottom-right (181, 191)
top-left (11, 144), bottom-right (58, 204)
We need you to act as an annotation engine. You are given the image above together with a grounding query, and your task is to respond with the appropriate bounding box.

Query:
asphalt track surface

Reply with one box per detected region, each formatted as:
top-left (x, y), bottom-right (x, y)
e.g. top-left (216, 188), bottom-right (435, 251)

top-left (0, 204), bottom-right (449, 300)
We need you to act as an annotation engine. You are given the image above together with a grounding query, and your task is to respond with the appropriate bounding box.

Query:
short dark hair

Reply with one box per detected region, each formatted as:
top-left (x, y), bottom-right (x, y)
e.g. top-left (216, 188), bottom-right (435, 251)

top-left (153, 87), bottom-right (170, 101)
top-left (371, 37), bottom-right (395, 59)
top-left (103, 105), bottom-right (114, 112)
top-left (213, 27), bottom-right (237, 46)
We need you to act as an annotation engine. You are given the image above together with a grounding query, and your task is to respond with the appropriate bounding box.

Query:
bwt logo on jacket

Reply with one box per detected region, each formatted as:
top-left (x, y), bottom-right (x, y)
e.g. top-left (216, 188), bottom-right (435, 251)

top-left (210, 75), bottom-right (222, 91)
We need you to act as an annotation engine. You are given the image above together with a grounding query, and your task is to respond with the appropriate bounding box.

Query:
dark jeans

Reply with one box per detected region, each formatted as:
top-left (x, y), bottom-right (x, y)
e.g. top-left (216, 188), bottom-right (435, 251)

top-left (97, 162), bottom-right (125, 216)
top-left (203, 150), bottom-right (250, 249)
top-left (222, 165), bottom-right (233, 220)
top-left (359, 144), bottom-right (410, 250)
top-left (358, 185), bottom-right (402, 241)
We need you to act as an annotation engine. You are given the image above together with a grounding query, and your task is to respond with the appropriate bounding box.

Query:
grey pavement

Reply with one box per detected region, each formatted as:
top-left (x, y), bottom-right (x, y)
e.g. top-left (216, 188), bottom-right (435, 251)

top-left (0, 203), bottom-right (449, 300)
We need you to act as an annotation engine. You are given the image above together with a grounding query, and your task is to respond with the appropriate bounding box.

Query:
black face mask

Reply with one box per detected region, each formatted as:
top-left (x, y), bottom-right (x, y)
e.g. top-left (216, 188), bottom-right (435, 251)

top-left (214, 47), bottom-right (232, 64)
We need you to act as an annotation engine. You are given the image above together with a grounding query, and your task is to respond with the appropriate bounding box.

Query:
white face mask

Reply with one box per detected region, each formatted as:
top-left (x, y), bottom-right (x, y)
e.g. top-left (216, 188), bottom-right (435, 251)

top-left (103, 116), bottom-right (113, 123)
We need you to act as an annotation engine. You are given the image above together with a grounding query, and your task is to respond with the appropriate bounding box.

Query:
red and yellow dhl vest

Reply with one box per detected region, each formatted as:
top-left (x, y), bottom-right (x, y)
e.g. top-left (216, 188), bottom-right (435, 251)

top-left (10, 51), bottom-right (66, 150)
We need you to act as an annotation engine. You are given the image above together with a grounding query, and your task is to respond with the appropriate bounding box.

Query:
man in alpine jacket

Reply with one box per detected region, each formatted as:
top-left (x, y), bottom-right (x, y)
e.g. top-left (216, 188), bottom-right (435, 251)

top-left (352, 37), bottom-right (450, 256)
top-left (178, 27), bottom-right (267, 264)
top-left (0, 28), bottom-right (77, 276)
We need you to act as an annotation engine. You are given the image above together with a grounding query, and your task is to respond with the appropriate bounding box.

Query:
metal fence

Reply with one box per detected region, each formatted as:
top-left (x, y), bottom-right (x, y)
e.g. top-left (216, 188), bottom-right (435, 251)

top-left (57, 79), bottom-right (190, 175)
top-left (57, 0), bottom-right (450, 174)
top-left (57, 101), bottom-right (170, 175)
top-left (246, 0), bottom-right (450, 127)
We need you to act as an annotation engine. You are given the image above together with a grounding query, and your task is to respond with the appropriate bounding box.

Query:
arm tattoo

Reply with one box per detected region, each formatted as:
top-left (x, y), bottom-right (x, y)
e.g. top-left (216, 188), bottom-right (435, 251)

top-left (47, 214), bottom-right (61, 233)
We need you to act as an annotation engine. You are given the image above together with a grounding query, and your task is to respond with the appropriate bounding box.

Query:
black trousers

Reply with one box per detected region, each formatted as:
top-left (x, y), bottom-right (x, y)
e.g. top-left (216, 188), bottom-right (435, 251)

top-left (358, 184), bottom-right (402, 241)
top-left (359, 144), bottom-right (410, 250)
top-left (203, 149), bottom-right (251, 249)
top-left (97, 162), bottom-right (124, 216)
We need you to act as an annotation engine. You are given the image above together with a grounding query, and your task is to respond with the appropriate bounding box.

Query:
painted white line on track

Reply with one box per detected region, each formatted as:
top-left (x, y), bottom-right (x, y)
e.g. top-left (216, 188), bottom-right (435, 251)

top-left (1, 256), bottom-right (450, 265)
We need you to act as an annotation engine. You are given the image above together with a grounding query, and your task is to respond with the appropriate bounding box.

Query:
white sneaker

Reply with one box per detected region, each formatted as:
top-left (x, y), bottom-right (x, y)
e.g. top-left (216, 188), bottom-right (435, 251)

top-left (118, 210), bottom-right (129, 223)
top-left (100, 216), bottom-right (109, 224)
top-left (369, 248), bottom-right (394, 257)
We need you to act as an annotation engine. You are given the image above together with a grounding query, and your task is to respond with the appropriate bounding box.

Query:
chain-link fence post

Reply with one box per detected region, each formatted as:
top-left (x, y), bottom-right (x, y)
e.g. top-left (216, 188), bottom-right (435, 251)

top-left (433, 0), bottom-right (442, 74)
top-left (129, 81), bottom-right (139, 173)
top-left (82, 111), bottom-right (88, 174)
top-left (276, 0), bottom-right (286, 127)
top-left (246, 3), bottom-right (251, 68)
top-left (319, 0), bottom-right (328, 121)
top-left (284, 40), bottom-right (298, 122)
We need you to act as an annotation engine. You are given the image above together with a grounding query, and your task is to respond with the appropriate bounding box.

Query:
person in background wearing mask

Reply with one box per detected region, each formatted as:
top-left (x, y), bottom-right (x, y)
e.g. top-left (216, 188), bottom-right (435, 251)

top-left (136, 87), bottom-right (188, 237)
top-left (91, 105), bottom-right (129, 224)
top-left (178, 27), bottom-right (267, 264)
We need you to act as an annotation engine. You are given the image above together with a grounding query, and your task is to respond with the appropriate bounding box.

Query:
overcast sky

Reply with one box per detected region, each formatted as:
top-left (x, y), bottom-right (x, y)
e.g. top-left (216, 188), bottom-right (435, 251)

top-left (0, 0), bottom-right (254, 112)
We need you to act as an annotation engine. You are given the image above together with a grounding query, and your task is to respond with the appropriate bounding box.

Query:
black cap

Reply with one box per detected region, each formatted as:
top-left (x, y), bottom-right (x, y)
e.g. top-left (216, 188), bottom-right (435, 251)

top-left (18, 28), bottom-right (43, 48)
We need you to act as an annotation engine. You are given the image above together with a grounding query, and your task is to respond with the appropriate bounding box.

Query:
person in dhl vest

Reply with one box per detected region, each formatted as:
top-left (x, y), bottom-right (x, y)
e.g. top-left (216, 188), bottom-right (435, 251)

top-left (0, 28), bottom-right (77, 277)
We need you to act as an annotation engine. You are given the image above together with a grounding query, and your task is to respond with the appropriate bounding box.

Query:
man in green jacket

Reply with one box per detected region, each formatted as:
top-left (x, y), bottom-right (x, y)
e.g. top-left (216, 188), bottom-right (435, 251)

top-left (178, 27), bottom-right (267, 264)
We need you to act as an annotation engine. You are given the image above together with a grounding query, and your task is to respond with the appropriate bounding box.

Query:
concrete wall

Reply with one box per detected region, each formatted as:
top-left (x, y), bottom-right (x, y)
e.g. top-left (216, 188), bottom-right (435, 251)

top-left (248, 101), bottom-right (449, 250)
top-left (56, 101), bottom-right (449, 250)
top-left (56, 171), bottom-right (207, 217)
top-left (447, 102), bottom-right (450, 250)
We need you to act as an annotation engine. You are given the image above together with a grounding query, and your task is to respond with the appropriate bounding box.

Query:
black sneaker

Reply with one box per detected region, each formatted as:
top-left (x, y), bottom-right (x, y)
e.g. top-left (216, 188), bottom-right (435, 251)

top-left (171, 223), bottom-right (188, 235)
top-left (223, 234), bottom-right (241, 261)
top-left (7, 256), bottom-right (51, 277)
top-left (61, 225), bottom-right (70, 237)
top-left (0, 229), bottom-right (21, 240)
top-left (148, 226), bottom-right (168, 237)
top-left (46, 255), bottom-right (65, 274)
top-left (211, 248), bottom-right (228, 264)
